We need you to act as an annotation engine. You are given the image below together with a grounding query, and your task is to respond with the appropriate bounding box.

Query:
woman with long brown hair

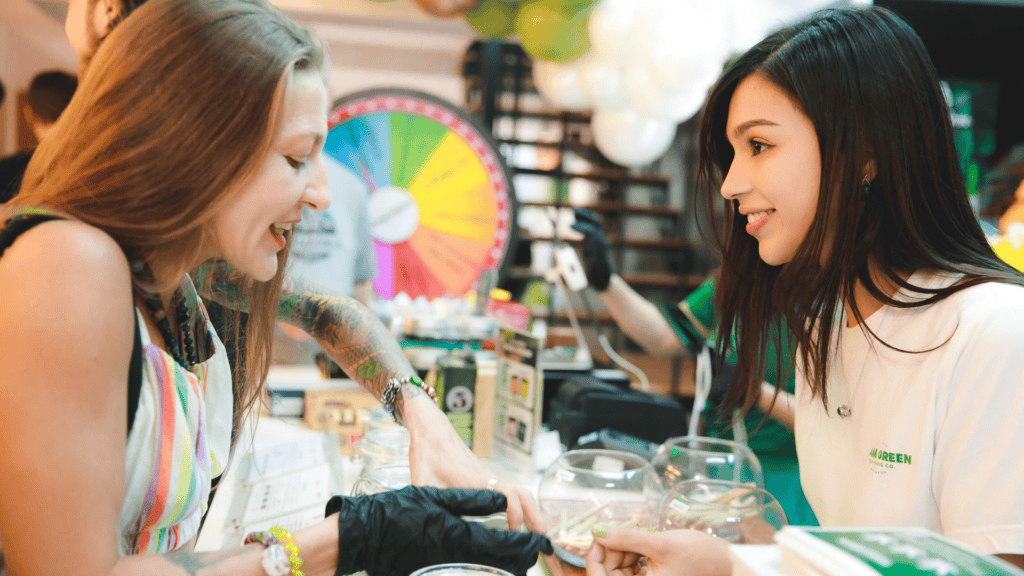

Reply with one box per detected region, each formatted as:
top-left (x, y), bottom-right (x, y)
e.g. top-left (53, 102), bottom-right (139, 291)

top-left (0, 1), bottom-right (549, 575)
top-left (585, 6), bottom-right (1024, 576)
top-left (56, 0), bottom-right (544, 532)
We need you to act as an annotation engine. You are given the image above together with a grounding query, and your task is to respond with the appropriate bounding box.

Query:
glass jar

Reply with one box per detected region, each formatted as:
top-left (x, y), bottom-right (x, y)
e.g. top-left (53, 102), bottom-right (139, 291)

top-left (649, 436), bottom-right (764, 492)
top-left (351, 463), bottom-right (412, 496)
top-left (537, 449), bottom-right (660, 567)
top-left (653, 478), bottom-right (787, 544)
top-left (353, 426), bottom-right (410, 469)
top-left (409, 565), bottom-right (513, 576)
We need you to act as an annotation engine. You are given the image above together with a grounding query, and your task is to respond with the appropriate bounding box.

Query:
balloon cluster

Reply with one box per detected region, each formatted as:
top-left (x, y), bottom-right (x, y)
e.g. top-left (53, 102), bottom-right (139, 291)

top-left (462, 0), bottom-right (833, 167)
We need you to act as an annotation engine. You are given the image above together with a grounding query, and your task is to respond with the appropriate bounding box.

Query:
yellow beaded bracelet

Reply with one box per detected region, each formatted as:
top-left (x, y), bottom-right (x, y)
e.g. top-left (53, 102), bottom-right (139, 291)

top-left (267, 526), bottom-right (305, 576)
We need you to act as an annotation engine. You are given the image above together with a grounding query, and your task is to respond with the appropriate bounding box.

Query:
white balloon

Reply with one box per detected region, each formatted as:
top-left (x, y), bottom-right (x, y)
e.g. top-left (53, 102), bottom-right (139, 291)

top-left (588, 0), bottom-right (639, 61)
top-left (591, 109), bottom-right (677, 167)
top-left (624, 57), bottom-right (707, 122)
top-left (581, 54), bottom-right (629, 111)
top-left (532, 59), bottom-right (592, 111)
top-left (634, 0), bottom-right (732, 95)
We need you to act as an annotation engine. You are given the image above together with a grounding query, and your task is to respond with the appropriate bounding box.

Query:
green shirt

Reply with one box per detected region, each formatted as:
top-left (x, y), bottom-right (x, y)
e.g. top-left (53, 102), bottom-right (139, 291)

top-left (655, 277), bottom-right (797, 459)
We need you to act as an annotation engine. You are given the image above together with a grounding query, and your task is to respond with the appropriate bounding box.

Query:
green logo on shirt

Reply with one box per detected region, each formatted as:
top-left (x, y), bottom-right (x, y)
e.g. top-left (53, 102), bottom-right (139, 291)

top-left (869, 448), bottom-right (912, 465)
top-left (868, 445), bottom-right (913, 474)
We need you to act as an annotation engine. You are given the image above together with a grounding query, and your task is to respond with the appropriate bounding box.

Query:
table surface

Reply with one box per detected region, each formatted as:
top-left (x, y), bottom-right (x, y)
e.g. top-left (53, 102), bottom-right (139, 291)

top-left (194, 413), bottom-right (585, 575)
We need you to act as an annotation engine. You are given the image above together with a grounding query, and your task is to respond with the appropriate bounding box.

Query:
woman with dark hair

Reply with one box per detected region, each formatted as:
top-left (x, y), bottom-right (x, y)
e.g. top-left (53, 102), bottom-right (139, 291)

top-left (0, 1), bottom-right (550, 575)
top-left (585, 6), bottom-right (1024, 575)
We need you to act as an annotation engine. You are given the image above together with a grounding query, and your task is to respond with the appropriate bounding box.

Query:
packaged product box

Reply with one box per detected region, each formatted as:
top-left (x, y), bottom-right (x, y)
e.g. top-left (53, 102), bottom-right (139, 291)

top-left (303, 387), bottom-right (380, 456)
top-left (433, 350), bottom-right (478, 449)
top-left (774, 526), bottom-right (1024, 576)
top-left (493, 328), bottom-right (544, 456)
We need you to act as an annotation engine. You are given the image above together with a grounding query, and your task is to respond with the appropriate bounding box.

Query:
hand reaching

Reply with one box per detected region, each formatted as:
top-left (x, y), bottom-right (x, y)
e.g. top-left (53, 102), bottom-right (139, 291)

top-left (585, 526), bottom-right (732, 576)
top-left (571, 208), bottom-right (614, 292)
top-left (327, 486), bottom-right (553, 576)
top-left (403, 391), bottom-right (547, 534)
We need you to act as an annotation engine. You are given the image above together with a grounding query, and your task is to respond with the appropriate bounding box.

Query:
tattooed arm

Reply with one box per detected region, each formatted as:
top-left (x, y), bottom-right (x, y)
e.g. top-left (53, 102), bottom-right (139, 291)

top-left (196, 261), bottom-right (418, 417)
top-left (275, 273), bottom-right (422, 421)
top-left (196, 262), bottom-right (546, 532)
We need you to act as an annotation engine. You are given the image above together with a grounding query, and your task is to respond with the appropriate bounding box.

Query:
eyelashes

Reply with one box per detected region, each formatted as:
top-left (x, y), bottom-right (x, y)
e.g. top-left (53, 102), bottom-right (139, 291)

top-left (749, 140), bottom-right (770, 156)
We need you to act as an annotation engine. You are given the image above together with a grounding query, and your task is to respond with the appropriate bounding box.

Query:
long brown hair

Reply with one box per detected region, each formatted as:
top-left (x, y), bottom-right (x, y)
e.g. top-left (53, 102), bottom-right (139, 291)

top-left (695, 7), bottom-right (1024, 412)
top-left (14, 0), bottom-right (325, 427)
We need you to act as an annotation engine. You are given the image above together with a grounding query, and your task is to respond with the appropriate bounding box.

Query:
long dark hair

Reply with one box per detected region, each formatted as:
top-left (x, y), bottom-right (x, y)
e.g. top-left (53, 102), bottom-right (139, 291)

top-left (696, 6), bottom-right (1024, 411)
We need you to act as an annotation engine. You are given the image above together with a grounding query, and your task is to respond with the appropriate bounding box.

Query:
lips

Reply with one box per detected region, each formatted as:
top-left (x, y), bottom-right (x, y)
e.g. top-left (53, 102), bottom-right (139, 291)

top-left (269, 224), bottom-right (292, 248)
top-left (745, 209), bottom-right (775, 235)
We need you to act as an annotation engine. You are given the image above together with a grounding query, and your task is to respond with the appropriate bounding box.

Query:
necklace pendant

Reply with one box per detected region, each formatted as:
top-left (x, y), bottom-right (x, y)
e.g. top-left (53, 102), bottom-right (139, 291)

top-left (837, 405), bottom-right (852, 418)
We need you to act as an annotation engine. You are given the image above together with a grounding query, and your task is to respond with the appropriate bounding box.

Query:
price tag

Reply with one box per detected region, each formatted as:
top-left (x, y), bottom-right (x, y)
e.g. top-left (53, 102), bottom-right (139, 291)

top-left (556, 469), bottom-right (576, 483)
top-left (669, 498), bottom-right (690, 516)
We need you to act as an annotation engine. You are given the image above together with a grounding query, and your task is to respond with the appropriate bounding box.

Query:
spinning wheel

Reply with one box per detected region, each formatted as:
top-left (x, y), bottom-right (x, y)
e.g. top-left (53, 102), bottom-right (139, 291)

top-left (325, 88), bottom-right (517, 299)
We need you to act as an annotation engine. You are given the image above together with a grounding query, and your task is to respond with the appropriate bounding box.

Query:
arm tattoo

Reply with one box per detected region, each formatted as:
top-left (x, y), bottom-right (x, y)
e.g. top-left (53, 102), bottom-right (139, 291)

top-left (279, 274), bottom-right (416, 404)
top-left (195, 260), bottom-right (253, 311)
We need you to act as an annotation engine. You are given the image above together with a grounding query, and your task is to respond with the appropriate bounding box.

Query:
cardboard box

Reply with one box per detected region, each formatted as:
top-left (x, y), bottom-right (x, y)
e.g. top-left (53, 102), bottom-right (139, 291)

top-left (303, 387), bottom-right (380, 456)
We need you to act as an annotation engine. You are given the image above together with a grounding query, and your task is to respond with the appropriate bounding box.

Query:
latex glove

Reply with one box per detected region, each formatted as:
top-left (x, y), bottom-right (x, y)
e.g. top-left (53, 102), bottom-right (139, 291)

top-left (402, 391), bottom-right (547, 533)
top-left (570, 208), bottom-right (614, 292)
top-left (326, 486), bottom-right (554, 576)
top-left (586, 526), bottom-right (731, 576)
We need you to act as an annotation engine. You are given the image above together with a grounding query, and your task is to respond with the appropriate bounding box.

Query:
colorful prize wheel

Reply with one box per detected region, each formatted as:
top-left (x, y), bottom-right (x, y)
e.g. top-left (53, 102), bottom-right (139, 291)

top-left (325, 88), bottom-right (517, 300)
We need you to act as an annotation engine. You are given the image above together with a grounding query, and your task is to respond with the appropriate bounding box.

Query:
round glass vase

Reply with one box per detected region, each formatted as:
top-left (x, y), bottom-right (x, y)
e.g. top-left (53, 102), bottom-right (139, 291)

top-left (537, 449), bottom-right (660, 567)
top-left (653, 478), bottom-right (787, 544)
top-left (648, 436), bottom-right (764, 492)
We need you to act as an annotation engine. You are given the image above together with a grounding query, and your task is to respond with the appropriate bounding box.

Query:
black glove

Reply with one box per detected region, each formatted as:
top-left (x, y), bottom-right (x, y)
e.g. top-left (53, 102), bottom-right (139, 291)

top-left (326, 486), bottom-right (553, 576)
top-left (704, 345), bottom-right (738, 412)
top-left (570, 208), bottom-right (613, 292)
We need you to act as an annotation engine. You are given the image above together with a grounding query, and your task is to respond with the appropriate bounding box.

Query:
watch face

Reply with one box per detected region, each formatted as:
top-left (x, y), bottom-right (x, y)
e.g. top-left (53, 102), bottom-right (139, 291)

top-left (327, 88), bottom-right (517, 300)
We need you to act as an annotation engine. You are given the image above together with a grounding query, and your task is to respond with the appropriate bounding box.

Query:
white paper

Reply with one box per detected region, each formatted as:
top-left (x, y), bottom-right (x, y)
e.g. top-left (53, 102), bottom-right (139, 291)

top-left (247, 437), bottom-right (327, 482)
top-left (243, 464), bottom-right (332, 524)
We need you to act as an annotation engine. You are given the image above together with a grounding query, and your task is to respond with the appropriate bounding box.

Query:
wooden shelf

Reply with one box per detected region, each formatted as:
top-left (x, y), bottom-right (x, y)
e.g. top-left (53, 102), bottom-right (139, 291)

top-left (518, 232), bottom-right (697, 250)
top-left (519, 200), bottom-right (684, 218)
top-left (621, 272), bottom-right (705, 288)
top-left (498, 138), bottom-right (600, 153)
top-left (512, 167), bottom-right (669, 186)
top-left (494, 110), bottom-right (593, 123)
top-left (509, 267), bottom-right (703, 289)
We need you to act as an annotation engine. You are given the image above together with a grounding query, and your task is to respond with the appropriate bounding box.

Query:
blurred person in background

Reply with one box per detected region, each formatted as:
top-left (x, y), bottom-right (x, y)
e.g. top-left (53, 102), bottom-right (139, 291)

top-left (0, 70), bottom-right (78, 200)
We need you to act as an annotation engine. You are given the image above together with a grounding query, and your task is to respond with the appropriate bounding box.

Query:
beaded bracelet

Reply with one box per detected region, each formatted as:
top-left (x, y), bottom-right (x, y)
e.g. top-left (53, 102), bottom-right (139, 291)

top-left (380, 374), bottom-right (438, 416)
top-left (244, 527), bottom-right (304, 576)
top-left (268, 526), bottom-right (304, 576)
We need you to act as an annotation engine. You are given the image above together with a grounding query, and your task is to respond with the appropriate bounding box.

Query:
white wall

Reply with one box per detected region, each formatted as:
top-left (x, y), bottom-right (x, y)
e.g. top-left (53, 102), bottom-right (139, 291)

top-left (0, 0), bottom-right (78, 155)
top-left (0, 0), bottom-right (478, 153)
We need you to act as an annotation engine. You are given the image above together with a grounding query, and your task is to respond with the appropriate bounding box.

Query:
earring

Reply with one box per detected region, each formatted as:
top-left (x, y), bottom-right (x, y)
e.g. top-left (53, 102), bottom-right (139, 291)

top-left (861, 175), bottom-right (872, 196)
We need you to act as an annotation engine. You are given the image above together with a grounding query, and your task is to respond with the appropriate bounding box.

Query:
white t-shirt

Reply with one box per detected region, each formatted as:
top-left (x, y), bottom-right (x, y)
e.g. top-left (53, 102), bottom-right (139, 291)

top-left (795, 272), bottom-right (1024, 554)
top-left (288, 157), bottom-right (374, 296)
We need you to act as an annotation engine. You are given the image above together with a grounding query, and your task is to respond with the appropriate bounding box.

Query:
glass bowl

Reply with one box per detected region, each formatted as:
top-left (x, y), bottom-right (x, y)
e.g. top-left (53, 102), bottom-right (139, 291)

top-left (649, 436), bottom-right (764, 492)
top-left (410, 564), bottom-right (513, 576)
top-left (351, 462), bottom-right (411, 496)
top-left (653, 478), bottom-right (787, 544)
top-left (353, 426), bottom-right (410, 469)
top-left (537, 449), bottom-right (660, 567)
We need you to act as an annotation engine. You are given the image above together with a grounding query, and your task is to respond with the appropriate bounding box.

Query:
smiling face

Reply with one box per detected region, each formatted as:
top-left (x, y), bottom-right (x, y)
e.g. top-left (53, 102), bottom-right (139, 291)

top-left (720, 73), bottom-right (821, 266)
top-left (209, 70), bottom-right (331, 281)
